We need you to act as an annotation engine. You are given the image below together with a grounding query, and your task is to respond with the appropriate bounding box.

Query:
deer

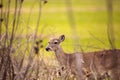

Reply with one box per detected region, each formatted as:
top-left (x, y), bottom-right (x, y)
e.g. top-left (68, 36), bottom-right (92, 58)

top-left (45, 35), bottom-right (120, 80)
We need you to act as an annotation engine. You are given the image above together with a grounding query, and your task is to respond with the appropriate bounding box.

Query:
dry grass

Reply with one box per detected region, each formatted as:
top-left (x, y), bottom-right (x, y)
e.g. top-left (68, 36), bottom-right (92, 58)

top-left (0, 33), bottom-right (75, 80)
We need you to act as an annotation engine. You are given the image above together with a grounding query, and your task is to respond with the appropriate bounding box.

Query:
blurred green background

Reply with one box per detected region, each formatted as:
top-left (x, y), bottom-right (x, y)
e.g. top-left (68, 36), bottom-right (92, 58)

top-left (3, 0), bottom-right (120, 52)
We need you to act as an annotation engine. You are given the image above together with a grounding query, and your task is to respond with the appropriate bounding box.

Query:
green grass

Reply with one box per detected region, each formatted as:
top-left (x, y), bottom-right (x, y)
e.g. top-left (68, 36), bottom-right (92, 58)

top-left (2, 0), bottom-right (120, 52)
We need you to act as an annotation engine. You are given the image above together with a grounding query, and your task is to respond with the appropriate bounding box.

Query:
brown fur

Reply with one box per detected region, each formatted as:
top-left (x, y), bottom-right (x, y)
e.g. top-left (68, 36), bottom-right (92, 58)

top-left (82, 49), bottom-right (120, 80)
top-left (46, 35), bottom-right (120, 80)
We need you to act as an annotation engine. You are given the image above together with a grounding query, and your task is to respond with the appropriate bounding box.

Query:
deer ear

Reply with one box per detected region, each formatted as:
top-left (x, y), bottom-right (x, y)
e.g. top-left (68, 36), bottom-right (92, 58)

top-left (59, 35), bottom-right (65, 42)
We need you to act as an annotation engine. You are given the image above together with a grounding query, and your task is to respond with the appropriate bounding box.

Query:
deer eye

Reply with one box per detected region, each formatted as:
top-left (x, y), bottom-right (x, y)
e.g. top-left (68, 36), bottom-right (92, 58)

top-left (54, 42), bottom-right (58, 44)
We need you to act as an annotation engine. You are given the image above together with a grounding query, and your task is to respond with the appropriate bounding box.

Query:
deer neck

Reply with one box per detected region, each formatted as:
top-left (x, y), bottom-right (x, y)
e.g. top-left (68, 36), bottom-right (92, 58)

top-left (54, 46), bottom-right (68, 66)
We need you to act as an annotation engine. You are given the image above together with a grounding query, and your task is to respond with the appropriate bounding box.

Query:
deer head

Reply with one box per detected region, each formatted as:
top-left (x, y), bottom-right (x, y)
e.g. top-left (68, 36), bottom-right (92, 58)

top-left (46, 35), bottom-right (65, 52)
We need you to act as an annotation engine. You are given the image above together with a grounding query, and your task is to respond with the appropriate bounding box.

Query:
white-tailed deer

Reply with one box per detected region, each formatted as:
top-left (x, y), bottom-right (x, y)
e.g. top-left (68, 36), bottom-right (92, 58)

top-left (46, 35), bottom-right (120, 80)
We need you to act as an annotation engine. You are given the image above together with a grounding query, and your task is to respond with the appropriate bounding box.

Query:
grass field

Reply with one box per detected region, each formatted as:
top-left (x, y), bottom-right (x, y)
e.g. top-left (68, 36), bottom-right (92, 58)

top-left (2, 0), bottom-right (120, 52)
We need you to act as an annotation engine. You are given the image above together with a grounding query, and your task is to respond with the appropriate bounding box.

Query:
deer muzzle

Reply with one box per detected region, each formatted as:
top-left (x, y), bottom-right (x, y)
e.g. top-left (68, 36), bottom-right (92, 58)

top-left (45, 47), bottom-right (51, 51)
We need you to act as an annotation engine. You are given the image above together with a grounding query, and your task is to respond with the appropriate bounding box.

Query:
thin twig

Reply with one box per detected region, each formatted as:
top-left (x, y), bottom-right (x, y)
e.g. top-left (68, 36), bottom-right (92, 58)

top-left (0, 0), bottom-right (3, 38)
top-left (89, 31), bottom-right (107, 46)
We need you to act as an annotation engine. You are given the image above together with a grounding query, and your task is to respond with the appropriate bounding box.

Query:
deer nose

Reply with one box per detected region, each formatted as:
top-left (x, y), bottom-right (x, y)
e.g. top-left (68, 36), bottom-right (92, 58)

top-left (46, 47), bottom-right (50, 51)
